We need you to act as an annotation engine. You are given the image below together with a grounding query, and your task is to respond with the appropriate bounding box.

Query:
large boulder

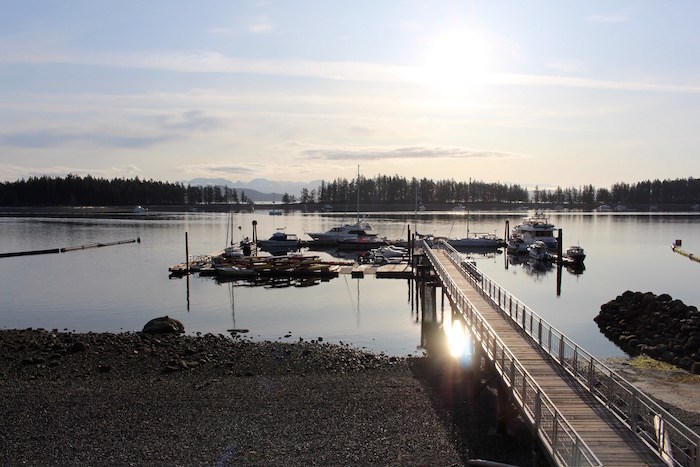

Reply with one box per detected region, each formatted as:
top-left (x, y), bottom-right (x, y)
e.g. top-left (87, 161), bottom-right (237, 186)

top-left (142, 316), bottom-right (185, 335)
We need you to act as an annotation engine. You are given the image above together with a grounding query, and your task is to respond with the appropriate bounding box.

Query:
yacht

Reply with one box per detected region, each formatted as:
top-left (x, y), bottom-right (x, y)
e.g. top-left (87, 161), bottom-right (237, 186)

top-left (307, 221), bottom-right (378, 242)
top-left (307, 166), bottom-right (380, 244)
top-left (447, 233), bottom-right (504, 249)
top-left (259, 229), bottom-right (300, 251)
top-left (507, 212), bottom-right (558, 253)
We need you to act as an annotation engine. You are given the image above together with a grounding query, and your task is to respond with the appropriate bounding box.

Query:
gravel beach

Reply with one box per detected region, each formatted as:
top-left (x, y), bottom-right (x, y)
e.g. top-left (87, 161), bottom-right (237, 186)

top-left (0, 328), bottom-right (535, 466)
top-left (2, 328), bottom-right (699, 466)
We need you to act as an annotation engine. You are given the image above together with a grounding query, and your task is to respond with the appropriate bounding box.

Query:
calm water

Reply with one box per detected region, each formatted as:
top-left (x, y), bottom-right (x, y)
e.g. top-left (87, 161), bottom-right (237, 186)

top-left (1, 210), bottom-right (698, 357)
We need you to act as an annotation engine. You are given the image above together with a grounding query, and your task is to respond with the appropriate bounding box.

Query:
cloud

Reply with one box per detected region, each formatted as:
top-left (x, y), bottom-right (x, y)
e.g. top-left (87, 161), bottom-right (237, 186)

top-left (247, 17), bottom-right (275, 34)
top-left (0, 130), bottom-right (170, 149)
top-left (178, 163), bottom-right (260, 176)
top-left (155, 110), bottom-right (222, 131)
top-left (545, 59), bottom-right (590, 74)
top-left (300, 145), bottom-right (525, 161)
top-left (587, 12), bottom-right (631, 23)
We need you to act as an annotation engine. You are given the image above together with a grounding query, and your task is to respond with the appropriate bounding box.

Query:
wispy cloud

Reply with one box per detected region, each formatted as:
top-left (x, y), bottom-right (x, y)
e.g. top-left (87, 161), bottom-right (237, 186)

top-left (2, 42), bottom-right (699, 94)
top-left (587, 11), bottom-right (631, 23)
top-left (177, 163), bottom-right (260, 176)
top-left (301, 145), bottom-right (526, 161)
top-left (247, 16), bottom-right (275, 34)
top-left (0, 131), bottom-right (169, 149)
top-left (545, 59), bottom-right (589, 74)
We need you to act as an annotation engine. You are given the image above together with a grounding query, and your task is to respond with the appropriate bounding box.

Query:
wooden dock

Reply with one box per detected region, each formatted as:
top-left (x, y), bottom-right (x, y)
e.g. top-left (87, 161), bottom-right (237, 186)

top-left (426, 242), bottom-right (697, 466)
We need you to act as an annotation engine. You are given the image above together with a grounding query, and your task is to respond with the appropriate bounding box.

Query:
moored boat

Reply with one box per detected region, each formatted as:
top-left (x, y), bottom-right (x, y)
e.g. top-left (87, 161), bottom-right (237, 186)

top-left (564, 244), bottom-right (586, 262)
top-left (527, 241), bottom-right (552, 262)
top-left (507, 212), bottom-right (558, 253)
top-left (259, 229), bottom-right (300, 251)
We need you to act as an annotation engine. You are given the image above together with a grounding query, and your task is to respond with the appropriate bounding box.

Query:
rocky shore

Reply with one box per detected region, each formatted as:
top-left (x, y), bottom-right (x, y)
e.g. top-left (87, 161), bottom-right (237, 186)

top-left (595, 290), bottom-right (700, 373)
top-left (0, 328), bottom-right (532, 466)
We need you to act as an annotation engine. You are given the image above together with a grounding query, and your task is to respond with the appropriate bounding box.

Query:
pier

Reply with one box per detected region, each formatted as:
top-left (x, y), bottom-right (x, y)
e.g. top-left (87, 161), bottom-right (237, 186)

top-left (422, 240), bottom-right (699, 467)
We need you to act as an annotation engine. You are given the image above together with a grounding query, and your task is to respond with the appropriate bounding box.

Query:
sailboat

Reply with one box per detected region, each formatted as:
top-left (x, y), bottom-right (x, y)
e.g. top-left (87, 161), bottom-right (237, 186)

top-left (446, 179), bottom-right (504, 249)
top-left (307, 166), bottom-right (383, 248)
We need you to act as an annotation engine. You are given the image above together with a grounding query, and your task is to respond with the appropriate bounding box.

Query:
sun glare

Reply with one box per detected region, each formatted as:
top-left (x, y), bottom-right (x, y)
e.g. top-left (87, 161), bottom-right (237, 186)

top-left (446, 318), bottom-right (471, 358)
top-left (414, 29), bottom-right (494, 94)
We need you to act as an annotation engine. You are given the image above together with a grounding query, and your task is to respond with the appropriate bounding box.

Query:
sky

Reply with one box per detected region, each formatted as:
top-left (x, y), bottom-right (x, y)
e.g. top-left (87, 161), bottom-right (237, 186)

top-left (1, 1), bottom-right (699, 190)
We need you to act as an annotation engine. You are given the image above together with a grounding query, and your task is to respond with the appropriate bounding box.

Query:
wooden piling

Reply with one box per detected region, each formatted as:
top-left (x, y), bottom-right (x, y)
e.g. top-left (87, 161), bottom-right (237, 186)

top-left (185, 231), bottom-right (189, 273)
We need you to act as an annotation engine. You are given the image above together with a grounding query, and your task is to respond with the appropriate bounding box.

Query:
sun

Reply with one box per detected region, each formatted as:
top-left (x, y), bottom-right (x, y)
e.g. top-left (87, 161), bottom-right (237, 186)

top-left (414, 28), bottom-right (494, 93)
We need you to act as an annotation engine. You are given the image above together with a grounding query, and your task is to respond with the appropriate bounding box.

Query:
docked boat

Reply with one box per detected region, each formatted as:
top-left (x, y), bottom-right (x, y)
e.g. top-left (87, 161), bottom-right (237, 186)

top-left (507, 212), bottom-right (558, 253)
top-left (259, 229), bottom-right (300, 251)
top-left (215, 265), bottom-right (256, 278)
top-left (527, 241), bottom-right (551, 261)
top-left (308, 222), bottom-right (379, 243)
top-left (564, 245), bottom-right (586, 262)
top-left (447, 233), bottom-right (504, 249)
top-left (307, 166), bottom-right (380, 244)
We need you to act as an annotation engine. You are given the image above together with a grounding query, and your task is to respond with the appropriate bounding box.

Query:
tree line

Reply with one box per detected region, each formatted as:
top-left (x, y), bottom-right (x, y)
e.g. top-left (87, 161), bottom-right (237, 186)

top-left (0, 173), bottom-right (698, 207)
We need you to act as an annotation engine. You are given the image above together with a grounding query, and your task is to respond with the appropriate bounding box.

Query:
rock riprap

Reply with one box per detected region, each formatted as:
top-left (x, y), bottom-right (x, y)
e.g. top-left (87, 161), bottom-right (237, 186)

top-left (595, 291), bottom-right (700, 373)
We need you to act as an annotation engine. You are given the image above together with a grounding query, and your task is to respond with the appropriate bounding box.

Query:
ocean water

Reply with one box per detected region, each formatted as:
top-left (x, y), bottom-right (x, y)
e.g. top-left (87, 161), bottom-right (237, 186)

top-left (1, 210), bottom-right (698, 357)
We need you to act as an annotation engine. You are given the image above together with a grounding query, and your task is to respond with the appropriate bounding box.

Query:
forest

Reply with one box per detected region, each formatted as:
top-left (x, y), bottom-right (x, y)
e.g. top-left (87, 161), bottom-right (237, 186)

top-left (0, 173), bottom-right (698, 207)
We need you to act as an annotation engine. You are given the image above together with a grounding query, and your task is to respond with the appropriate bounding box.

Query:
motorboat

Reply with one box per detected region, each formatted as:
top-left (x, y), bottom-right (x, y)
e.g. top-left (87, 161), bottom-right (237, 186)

top-left (361, 245), bottom-right (408, 264)
top-left (307, 166), bottom-right (380, 244)
top-left (508, 212), bottom-right (558, 252)
top-left (307, 221), bottom-right (378, 242)
top-left (447, 233), bottom-right (504, 249)
top-left (215, 265), bottom-right (256, 278)
top-left (269, 209), bottom-right (283, 216)
top-left (565, 245), bottom-right (586, 262)
top-left (336, 234), bottom-right (386, 251)
top-left (259, 229), bottom-right (300, 251)
top-left (133, 205), bottom-right (147, 214)
top-left (527, 241), bottom-right (551, 261)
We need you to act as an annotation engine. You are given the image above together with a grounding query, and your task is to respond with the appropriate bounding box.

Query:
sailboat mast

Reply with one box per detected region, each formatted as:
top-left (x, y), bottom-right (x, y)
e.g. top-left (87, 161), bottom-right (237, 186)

top-left (356, 165), bottom-right (360, 225)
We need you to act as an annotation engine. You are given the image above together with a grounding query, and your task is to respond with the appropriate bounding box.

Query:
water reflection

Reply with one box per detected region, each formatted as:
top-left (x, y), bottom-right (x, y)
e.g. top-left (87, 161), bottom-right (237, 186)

top-left (413, 278), bottom-right (533, 465)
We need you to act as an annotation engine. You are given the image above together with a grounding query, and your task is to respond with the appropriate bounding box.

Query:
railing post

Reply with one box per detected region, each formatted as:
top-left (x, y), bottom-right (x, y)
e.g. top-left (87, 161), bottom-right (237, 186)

top-left (509, 296), bottom-right (513, 318)
top-left (534, 389), bottom-right (542, 434)
top-left (538, 318), bottom-right (542, 345)
top-left (552, 411), bottom-right (559, 456)
top-left (559, 335), bottom-right (565, 364)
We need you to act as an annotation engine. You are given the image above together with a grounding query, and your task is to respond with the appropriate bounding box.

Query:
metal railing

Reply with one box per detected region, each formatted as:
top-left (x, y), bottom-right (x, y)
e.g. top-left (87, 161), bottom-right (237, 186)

top-left (431, 240), bottom-right (700, 467)
top-left (422, 240), bottom-right (602, 467)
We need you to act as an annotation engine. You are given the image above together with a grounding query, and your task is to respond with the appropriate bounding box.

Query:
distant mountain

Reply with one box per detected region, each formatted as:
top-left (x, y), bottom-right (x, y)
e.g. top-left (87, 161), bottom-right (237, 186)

top-left (187, 178), bottom-right (322, 200)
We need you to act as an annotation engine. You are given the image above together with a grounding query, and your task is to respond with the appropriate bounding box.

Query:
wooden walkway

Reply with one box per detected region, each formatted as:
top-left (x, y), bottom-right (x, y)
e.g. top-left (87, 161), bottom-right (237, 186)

top-left (432, 249), bottom-right (664, 466)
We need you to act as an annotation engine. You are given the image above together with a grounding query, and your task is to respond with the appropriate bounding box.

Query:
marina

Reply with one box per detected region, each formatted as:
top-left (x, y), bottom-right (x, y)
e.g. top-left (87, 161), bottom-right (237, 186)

top-left (1, 210), bottom-right (699, 359)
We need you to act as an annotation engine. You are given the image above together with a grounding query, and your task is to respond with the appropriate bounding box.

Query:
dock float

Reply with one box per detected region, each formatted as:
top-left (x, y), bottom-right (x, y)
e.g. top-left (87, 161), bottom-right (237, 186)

top-left (1, 238), bottom-right (140, 259)
top-left (671, 244), bottom-right (700, 263)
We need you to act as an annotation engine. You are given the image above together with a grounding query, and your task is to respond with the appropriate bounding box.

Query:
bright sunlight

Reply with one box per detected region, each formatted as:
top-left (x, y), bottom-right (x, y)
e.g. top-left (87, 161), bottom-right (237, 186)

top-left (413, 28), bottom-right (494, 94)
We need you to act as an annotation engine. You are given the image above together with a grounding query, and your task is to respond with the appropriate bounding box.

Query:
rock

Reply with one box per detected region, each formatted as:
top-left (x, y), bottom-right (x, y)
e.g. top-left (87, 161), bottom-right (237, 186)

top-left (142, 316), bottom-right (185, 335)
top-left (691, 361), bottom-right (700, 375)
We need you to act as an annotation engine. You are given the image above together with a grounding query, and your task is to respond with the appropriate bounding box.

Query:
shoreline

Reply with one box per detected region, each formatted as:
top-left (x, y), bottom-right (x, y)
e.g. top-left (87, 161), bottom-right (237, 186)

top-left (2, 329), bottom-right (698, 465)
top-left (0, 329), bottom-right (527, 466)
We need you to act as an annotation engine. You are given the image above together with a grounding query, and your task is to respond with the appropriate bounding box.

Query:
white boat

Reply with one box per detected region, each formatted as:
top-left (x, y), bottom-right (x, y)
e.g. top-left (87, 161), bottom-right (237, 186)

top-left (215, 266), bottom-right (256, 278)
top-left (565, 245), bottom-right (586, 262)
top-left (447, 233), bottom-right (504, 249)
top-left (307, 166), bottom-right (380, 244)
top-left (308, 222), bottom-right (378, 242)
top-left (527, 241), bottom-right (551, 261)
top-left (446, 179), bottom-right (504, 249)
top-left (259, 229), bottom-right (300, 250)
top-left (507, 212), bottom-right (558, 253)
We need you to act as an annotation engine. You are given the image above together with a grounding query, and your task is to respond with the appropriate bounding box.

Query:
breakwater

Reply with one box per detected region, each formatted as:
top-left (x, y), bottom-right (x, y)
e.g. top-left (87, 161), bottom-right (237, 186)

top-left (595, 290), bottom-right (700, 373)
